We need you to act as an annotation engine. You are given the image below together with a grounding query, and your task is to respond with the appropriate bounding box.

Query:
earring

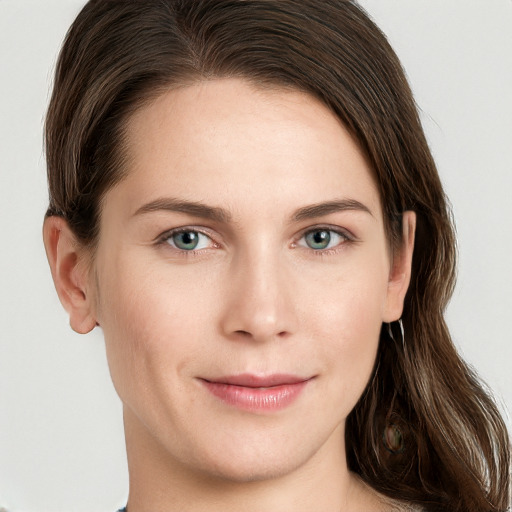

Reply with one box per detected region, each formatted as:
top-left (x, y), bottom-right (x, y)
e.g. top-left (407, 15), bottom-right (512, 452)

top-left (382, 321), bottom-right (406, 454)
top-left (383, 423), bottom-right (405, 454)
top-left (387, 318), bottom-right (405, 350)
top-left (382, 392), bottom-right (406, 454)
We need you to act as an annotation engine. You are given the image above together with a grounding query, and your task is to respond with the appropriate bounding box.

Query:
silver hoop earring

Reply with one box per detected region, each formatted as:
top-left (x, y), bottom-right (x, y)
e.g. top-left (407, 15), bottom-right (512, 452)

top-left (387, 319), bottom-right (405, 349)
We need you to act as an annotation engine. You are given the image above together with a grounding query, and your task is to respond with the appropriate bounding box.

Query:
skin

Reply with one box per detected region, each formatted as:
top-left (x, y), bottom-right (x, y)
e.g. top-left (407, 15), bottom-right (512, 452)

top-left (44, 78), bottom-right (415, 512)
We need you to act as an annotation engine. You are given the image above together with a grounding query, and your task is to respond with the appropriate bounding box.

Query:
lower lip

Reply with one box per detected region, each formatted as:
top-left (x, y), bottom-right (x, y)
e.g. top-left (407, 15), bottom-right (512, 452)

top-left (201, 380), bottom-right (309, 412)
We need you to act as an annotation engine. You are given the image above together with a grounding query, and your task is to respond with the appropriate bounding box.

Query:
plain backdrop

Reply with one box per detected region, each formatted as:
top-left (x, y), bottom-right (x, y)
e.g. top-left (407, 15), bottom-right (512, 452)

top-left (0, 1), bottom-right (511, 511)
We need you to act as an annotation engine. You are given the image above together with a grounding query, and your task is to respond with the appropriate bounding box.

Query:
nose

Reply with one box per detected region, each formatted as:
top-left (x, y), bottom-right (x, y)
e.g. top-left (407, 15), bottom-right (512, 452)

top-left (219, 248), bottom-right (297, 343)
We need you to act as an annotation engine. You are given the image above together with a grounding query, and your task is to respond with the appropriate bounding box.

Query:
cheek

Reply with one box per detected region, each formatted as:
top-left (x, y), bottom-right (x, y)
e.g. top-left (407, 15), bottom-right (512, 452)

top-left (303, 255), bottom-right (388, 414)
top-left (320, 309), bottom-right (382, 419)
top-left (95, 255), bottom-right (205, 407)
top-left (303, 244), bottom-right (389, 336)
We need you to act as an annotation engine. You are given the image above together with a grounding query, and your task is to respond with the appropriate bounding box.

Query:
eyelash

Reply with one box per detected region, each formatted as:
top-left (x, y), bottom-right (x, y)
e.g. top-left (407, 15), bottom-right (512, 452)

top-left (156, 225), bottom-right (354, 256)
top-left (295, 226), bottom-right (353, 255)
top-left (157, 227), bottom-right (219, 255)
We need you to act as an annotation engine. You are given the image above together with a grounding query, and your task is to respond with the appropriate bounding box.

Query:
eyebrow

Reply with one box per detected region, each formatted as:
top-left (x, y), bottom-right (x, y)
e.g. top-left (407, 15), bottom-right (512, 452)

top-left (133, 197), bottom-right (372, 223)
top-left (292, 199), bottom-right (373, 221)
top-left (133, 198), bottom-right (231, 223)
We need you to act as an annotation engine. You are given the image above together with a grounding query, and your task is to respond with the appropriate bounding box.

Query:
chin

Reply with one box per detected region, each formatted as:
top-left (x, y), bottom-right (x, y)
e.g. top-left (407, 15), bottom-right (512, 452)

top-left (195, 449), bottom-right (305, 484)
top-left (177, 424), bottom-right (326, 485)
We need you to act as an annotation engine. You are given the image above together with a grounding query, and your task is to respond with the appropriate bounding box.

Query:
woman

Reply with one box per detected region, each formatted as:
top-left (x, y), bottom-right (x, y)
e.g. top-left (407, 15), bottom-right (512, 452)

top-left (42, 1), bottom-right (510, 511)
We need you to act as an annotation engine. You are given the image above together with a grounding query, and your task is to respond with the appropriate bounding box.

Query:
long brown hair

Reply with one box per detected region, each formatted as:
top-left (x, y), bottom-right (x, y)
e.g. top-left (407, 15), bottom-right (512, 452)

top-left (45, 1), bottom-right (511, 510)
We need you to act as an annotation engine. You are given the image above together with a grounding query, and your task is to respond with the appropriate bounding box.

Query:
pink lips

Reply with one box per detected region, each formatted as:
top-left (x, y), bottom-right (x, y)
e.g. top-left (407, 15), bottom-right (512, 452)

top-left (201, 374), bottom-right (311, 412)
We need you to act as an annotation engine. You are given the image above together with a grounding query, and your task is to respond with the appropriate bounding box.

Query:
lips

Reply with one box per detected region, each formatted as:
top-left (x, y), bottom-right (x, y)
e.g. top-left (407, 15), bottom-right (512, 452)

top-left (200, 373), bottom-right (312, 412)
top-left (210, 373), bottom-right (308, 388)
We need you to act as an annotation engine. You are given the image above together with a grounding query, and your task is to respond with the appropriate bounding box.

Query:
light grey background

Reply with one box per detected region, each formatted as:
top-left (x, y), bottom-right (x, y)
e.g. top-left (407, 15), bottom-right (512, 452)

top-left (0, 1), bottom-right (510, 510)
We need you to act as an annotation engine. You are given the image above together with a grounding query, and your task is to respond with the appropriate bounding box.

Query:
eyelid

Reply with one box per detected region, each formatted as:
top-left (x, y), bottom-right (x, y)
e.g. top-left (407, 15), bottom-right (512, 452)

top-left (293, 225), bottom-right (355, 250)
top-left (155, 226), bottom-right (219, 250)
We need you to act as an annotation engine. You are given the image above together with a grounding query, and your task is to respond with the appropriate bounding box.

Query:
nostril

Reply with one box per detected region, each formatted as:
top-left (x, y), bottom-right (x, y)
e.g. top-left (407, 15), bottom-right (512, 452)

top-left (231, 329), bottom-right (289, 340)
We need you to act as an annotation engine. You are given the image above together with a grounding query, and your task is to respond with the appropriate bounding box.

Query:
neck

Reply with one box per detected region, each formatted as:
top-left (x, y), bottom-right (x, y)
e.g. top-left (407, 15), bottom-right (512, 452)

top-left (123, 406), bottom-right (386, 512)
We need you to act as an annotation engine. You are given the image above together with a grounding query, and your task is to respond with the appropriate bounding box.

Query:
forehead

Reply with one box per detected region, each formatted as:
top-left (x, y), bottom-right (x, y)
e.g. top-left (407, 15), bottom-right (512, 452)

top-left (111, 78), bottom-right (382, 222)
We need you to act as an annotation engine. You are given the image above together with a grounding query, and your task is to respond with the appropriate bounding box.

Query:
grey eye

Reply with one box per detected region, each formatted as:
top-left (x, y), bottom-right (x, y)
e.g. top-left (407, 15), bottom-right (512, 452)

top-left (167, 231), bottom-right (211, 251)
top-left (301, 229), bottom-right (346, 250)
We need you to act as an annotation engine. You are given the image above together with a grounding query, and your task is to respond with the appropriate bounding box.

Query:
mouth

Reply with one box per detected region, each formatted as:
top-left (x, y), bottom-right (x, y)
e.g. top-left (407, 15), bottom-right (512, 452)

top-left (199, 373), bottom-right (313, 412)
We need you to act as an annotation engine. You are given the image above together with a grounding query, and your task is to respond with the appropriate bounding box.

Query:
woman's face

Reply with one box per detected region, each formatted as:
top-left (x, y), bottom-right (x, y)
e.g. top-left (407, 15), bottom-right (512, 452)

top-left (88, 78), bottom-right (412, 482)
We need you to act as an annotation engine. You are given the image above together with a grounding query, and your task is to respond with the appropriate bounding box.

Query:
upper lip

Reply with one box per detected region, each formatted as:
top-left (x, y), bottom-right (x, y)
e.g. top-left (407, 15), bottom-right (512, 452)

top-left (202, 374), bottom-right (311, 388)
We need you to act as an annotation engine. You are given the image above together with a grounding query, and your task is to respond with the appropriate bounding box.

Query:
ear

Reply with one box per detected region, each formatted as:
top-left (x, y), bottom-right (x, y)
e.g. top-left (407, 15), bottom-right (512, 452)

top-left (382, 211), bottom-right (416, 322)
top-left (43, 216), bottom-right (97, 334)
